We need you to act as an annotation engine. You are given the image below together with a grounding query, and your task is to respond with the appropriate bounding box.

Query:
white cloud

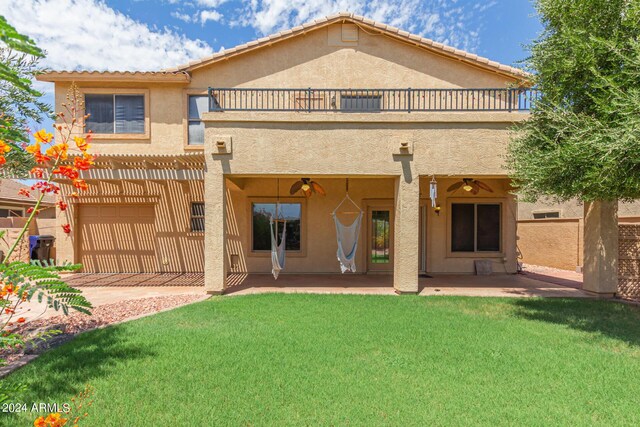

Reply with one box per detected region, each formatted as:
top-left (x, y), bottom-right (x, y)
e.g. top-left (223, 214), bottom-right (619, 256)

top-left (0, 0), bottom-right (214, 71)
top-left (196, 0), bottom-right (229, 7)
top-left (171, 11), bottom-right (193, 23)
top-left (214, 0), bottom-right (493, 52)
top-left (200, 9), bottom-right (223, 24)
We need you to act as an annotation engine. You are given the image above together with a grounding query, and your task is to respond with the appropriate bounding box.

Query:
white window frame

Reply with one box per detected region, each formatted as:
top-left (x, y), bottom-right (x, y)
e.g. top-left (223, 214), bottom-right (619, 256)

top-left (81, 88), bottom-right (150, 140)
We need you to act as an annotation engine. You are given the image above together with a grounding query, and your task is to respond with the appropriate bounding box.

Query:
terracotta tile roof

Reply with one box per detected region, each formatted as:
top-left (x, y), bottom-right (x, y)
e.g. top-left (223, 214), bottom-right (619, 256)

top-left (36, 70), bottom-right (190, 83)
top-left (164, 12), bottom-right (529, 80)
top-left (0, 179), bottom-right (55, 205)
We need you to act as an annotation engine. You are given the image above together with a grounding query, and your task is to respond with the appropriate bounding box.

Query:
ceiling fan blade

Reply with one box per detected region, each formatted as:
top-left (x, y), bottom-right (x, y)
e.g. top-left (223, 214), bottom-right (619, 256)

top-left (311, 181), bottom-right (326, 196)
top-left (290, 181), bottom-right (303, 195)
top-left (303, 188), bottom-right (312, 198)
top-left (447, 181), bottom-right (463, 192)
top-left (474, 180), bottom-right (493, 193)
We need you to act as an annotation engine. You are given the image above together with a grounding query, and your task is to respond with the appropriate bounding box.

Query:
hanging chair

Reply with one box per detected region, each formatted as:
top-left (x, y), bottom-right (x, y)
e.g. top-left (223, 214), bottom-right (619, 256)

top-left (332, 185), bottom-right (363, 273)
top-left (270, 212), bottom-right (286, 279)
top-left (269, 179), bottom-right (287, 280)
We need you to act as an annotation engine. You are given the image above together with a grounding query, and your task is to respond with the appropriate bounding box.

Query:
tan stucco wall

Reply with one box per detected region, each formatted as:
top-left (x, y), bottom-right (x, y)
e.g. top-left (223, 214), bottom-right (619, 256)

top-left (518, 215), bottom-right (640, 273)
top-left (518, 198), bottom-right (640, 219)
top-left (55, 180), bottom-right (204, 272)
top-left (517, 219), bottom-right (583, 271)
top-left (202, 113), bottom-right (521, 177)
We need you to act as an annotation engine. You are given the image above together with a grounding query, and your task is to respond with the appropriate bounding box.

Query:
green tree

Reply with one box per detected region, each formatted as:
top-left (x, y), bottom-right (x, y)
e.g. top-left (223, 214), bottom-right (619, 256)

top-left (0, 15), bottom-right (52, 177)
top-left (506, 0), bottom-right (640, 202)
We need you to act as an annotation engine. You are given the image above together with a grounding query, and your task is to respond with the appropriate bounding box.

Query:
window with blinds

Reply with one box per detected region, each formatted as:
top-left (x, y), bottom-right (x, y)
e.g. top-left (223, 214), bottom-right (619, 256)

top-left (85, 94), bottom-right (145, 134)
top-left (188, 95), bottom-right (208, 145)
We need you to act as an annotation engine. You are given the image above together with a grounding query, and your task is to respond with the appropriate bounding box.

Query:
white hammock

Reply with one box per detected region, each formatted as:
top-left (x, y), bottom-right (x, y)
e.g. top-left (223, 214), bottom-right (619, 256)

top-left (332, 194), bottom-right (363, 273)
top-left (270, 217), bottom-right (286, 279)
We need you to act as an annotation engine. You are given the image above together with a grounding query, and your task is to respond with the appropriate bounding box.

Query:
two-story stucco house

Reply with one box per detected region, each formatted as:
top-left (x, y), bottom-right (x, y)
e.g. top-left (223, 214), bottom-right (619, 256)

top-left (38, 13), bottom-right (542, 295)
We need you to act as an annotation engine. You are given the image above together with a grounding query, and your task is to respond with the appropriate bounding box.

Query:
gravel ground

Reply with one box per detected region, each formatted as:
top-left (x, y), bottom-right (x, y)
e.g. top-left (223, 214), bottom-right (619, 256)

top-left (521, 264), bottom-right (582, 275)
top-left (1, 294), bottom-right (207, 371)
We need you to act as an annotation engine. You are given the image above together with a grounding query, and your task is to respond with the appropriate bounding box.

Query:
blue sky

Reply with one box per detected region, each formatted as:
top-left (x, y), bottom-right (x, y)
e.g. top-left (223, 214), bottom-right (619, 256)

top-left (113, 0), bottom-right (541, 67)
top-left (0, 0), bottom-right (541, 74)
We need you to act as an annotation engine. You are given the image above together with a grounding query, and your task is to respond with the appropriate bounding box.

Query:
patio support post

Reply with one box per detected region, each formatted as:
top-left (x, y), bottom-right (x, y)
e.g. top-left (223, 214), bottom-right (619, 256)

top-left (583, 200), bottom-right (618, 296)
top-left (204, 171), bottom-right (227, 294)
top-left (393, 175), bottom-right (420, 294)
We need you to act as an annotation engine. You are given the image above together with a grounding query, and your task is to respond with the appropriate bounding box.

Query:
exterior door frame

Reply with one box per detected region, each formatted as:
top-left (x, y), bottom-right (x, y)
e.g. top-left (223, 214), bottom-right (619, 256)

top-left (419, 201), bottom-right (428, 273)
top-left (366, 202), bottom-right (394, 272)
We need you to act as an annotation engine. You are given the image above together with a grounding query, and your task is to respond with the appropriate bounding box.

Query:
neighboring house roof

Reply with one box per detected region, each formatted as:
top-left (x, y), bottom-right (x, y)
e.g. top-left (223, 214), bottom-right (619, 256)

top-left (0, 180), bottom-right (55, 206)
top-left (36, 12), bottom-right (529, 82)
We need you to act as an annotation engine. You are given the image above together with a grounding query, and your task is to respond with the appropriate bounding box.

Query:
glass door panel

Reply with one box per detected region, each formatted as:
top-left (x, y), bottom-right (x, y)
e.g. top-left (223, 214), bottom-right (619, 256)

top-left (368, 207), bottom-right (393, 271)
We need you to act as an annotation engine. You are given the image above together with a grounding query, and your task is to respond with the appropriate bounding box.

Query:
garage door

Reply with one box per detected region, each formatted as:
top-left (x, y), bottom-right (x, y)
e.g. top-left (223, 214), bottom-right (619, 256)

top-left (79, 204), bottom-right (158, 273)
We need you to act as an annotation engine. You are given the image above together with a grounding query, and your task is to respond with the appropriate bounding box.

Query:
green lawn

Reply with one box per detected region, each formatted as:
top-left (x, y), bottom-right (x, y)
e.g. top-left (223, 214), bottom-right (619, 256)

top-left (4, 295), bottom-right (640, 426)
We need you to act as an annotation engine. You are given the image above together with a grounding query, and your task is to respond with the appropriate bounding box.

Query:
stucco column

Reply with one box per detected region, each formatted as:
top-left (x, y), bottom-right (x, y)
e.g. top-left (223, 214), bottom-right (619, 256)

top-left (393, 175), bottom-right (420, 294)
top-left (583, 200), bottom-right (618, 296)
top-left (204, 170), bottom-right (227, 294)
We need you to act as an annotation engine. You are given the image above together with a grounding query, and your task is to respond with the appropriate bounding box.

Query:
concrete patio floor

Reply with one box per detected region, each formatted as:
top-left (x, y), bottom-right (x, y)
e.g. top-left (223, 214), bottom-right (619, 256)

top-left (225, 272), bottom-right (592, 298)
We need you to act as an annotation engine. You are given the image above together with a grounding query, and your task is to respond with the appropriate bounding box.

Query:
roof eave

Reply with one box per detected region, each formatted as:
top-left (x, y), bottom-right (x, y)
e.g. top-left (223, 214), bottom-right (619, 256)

top-left (36, 71), bottom-right (191, 84)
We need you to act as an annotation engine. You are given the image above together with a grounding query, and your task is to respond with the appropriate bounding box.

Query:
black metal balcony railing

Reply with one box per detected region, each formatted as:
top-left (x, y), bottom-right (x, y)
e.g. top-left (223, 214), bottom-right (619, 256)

top-left (207, 87), bottom-right (538, 113)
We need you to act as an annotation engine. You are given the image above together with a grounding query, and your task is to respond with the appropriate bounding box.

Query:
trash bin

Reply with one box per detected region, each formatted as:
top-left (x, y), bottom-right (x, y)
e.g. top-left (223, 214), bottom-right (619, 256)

top-left (29, 235), bottom-right (55, 261)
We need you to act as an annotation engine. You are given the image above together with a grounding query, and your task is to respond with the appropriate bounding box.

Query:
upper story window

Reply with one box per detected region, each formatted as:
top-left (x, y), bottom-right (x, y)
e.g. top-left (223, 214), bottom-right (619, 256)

top-left (188, 95), bottom-right (208, 145)
top-left (85, 94), bottom-right (145, 134)
top-left (340, 94), bottom-right (382, 112)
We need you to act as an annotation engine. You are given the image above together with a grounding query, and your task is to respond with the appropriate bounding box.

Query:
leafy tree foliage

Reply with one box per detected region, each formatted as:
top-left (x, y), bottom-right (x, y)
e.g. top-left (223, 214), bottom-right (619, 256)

top-left (0, 15), bottom-right (51, 177)
top-left (506, 0), bottom-right (640, 202)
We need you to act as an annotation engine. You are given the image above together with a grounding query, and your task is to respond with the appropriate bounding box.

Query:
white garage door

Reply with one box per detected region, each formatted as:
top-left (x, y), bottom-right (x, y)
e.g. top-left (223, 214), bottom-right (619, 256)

top-left (79, 204), bottom-right (158, 273)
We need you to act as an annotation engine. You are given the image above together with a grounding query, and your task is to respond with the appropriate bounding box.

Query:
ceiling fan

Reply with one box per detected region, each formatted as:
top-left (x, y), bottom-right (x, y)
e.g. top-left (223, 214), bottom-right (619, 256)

top-left (289, 178), bottom-right (326, 198)
top-left (447, 178), bottom-right (493, 195)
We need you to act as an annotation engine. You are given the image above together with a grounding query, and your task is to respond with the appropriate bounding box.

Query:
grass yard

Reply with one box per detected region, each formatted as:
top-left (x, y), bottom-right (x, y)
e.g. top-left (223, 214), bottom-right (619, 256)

top-left (4, 294), bottom-right (640, 426)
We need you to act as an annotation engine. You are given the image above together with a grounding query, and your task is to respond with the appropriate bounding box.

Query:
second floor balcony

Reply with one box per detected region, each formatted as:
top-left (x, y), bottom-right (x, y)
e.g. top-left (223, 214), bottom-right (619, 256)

top-left (207, 87), bottom-right (538, 113)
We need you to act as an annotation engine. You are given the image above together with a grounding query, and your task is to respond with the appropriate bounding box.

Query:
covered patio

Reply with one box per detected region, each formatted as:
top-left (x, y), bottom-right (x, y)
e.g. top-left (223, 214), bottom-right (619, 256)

top-left (225, 273), bottom-right (591, 297)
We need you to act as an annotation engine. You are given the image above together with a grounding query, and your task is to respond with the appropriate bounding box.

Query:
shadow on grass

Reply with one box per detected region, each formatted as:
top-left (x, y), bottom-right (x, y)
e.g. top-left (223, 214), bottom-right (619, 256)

top-left (6, 324), bottom-right (156, 404)
top-left (512, 298), bottom-right (640, 347)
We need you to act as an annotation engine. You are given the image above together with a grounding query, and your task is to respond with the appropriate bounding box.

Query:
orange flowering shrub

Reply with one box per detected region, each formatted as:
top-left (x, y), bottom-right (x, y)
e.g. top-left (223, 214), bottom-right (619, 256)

top-left (0, 83), bottom-right (94, 398)
top-left (34, 412), bottom-right (67, 427)
top-left (33, 385), bottom-right (94, 427)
